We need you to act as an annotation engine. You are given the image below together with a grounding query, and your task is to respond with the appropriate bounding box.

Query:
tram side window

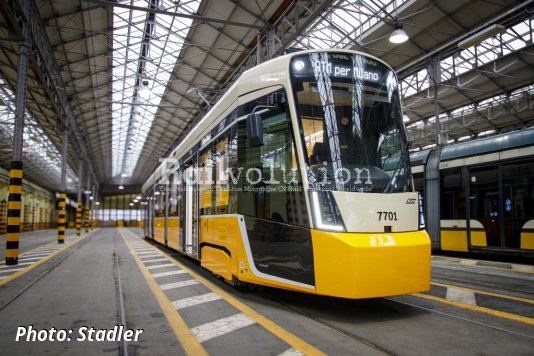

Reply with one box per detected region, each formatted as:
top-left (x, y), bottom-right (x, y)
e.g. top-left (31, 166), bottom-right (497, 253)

top-left (155, 186), bottom-right (165, 217)
top-left (199, 148), bottom-right (214, 215)
top-left (168, 174), bottom-right (178, 217)
top-left (227, 128), bottom-right (238, 214)
top-left (412, 171), bottom-right (425, 196)
top-left (143, 191), bottom-right (150, 234)
top-left (214, 136), bottom-right (230, 214)
top-left (236, 89), bottom-right (308, 227)
top-left (440, 167), bottom-right (466, 219)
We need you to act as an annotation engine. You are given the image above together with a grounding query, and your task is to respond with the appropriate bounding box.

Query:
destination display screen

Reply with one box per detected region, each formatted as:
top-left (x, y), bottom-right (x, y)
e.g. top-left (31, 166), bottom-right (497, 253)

top-left (290, 52), bottom-right (390, 83)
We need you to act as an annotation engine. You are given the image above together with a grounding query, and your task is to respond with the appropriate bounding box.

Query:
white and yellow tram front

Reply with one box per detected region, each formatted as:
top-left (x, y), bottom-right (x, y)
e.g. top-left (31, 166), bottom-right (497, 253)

top-left (281, 51), bottom-right (431, 298)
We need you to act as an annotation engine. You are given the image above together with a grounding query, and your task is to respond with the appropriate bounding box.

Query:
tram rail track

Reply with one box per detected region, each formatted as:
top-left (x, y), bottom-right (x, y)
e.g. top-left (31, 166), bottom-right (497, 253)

top-left (257, 286), bottom-right (534, 356)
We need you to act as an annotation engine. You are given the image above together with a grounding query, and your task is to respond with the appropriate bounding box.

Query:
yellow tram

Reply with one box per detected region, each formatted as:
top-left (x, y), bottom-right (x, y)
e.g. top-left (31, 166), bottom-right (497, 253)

top-left (142, 49), bottom-right (431, 298)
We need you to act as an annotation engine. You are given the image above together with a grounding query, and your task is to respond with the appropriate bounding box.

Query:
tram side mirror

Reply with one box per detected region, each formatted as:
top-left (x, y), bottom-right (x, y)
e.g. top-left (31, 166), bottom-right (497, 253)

top-left (267, 93), bottom-right (286, 106)
top-left (247, 112), bottom-right (264, 147)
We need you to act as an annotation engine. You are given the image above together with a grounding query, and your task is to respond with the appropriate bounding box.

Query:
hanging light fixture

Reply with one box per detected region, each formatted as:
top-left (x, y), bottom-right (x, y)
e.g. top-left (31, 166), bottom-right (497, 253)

top-left (389, 22), bottom-right (409, 44)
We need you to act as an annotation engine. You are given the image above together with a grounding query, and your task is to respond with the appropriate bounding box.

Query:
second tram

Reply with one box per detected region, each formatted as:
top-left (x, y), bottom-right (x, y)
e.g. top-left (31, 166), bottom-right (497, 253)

top-left (412, 127), bottom-right (534, 256)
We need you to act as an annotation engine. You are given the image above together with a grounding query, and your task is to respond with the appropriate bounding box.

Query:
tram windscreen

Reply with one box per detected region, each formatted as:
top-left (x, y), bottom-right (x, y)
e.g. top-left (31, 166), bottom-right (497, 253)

top-left (290, 52), bottom-right (412, 193)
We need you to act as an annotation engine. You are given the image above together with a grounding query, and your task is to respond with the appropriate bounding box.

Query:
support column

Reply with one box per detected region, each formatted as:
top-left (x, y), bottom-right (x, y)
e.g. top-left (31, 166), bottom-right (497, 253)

top-left (76, 161), bottom-right (83, 236)
top-left (0, 199), bottom-right (6, 234)
top-left (6, 162), bottom-right (23, 264)
top-left (5, 0), bottom-right (31, 265)
top-left (427, 59), bottom-right (443, 251)
top-left (84, 176), bottom-right (91, 233)
top-left (57, 129), bottom-right (68, 244)
top-left (91, 185), bottom-right (96, 230)
top-left (57, 193), bottom-right (66, 243)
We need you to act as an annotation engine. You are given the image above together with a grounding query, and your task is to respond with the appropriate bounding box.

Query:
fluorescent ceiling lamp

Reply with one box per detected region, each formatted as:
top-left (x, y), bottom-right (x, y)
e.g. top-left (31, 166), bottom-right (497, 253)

top-left (458, 24), bottom-right (506, 49)
top-left (389, 23), bottom-right (409, 44)
top-left (289, 0), bottom-right (409, 49)
top-left (118, 185), bottom-right (124, 190)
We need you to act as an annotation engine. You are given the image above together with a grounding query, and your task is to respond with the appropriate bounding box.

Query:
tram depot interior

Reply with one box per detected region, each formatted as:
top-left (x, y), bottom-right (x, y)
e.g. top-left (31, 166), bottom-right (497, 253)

top-left (0, 1), bottom-right (533, 355)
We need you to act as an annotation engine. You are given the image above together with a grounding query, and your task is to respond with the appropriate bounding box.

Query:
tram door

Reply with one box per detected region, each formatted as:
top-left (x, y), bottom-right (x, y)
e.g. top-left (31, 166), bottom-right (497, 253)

top-left (469, 165), bottom-right (501, 248)
top-left (501, 162), bottom-right (534, 249)
top-left (184, 165), bottom-right (199, 258)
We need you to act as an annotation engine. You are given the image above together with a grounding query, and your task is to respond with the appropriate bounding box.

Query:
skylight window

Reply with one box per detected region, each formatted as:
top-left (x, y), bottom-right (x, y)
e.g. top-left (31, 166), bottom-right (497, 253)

top-left (291, 0), bottom-right (409, 49)
top-left (0, 76), bottom-right (78, 191)
top-left (400, 19), bottom-right (533, 100)
top-left (112, 0), bottom-right (201, 178)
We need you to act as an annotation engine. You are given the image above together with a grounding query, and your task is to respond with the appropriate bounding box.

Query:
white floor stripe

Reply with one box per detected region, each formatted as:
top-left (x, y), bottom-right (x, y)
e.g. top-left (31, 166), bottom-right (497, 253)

top-left (0, 267), bottom-right (25, 274)
top-left (139, 254), bottom-right (162, 259)
top-left (191, 313), bottom-right (256, 343)
top-left (146, 263), bottom-right (175, 270)
top-left (160, 280), bottom-right (200, 291)
top-left (134, 248), bottom-right (154, 251)
top-left (28, 250), bottom-right (56, 254)
top-left (446, 287), bottom-right (477, 305)
top-left (0, 262), bottom-right (33, 269)
top-left (511, 264), bottom-right (534, 273)
top-left (142, 258), bottom-right (169, 263)
top-left (20, 257), bottom-right (43, 261)
top-left (459, 259), bottom-right (479, 266)
top-left (20, 253), bottom-right (50, 258)
top-left (152, 270), bottom-right (186, 278)
top-left (278, 348), bottom-right (304, 356)
top-left (137, 251), bottom-right (160, 255)
top-left (172, 292), bottom-right (222, 310)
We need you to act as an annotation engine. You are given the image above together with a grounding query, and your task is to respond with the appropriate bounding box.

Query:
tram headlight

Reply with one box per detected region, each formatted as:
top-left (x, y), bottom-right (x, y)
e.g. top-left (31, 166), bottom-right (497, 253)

top-left (311, 191), bottom-right (345, 232)
top-left (418, 193), bottom-right (425, 230)
top-left (293, 60), bottom-right (305, 72)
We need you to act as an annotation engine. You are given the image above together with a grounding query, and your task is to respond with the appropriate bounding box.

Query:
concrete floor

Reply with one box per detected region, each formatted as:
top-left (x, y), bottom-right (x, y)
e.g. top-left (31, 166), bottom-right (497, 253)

top-left (0, 228), bottom-right (532, 355)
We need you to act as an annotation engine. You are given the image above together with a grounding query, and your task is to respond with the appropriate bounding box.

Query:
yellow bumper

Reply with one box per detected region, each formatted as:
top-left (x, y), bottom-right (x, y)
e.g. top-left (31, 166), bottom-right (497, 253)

top-left (312, 229), bottom-right (431, 299)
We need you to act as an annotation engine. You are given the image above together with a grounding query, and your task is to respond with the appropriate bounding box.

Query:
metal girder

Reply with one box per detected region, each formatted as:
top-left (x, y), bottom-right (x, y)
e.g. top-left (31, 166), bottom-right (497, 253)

top-left (165, 0), bottom-right (336, 160)
top-left (84, 0), bottom-right (266, 30)
top-left (42, 4), bottom-right (104, 24)
top-left (397, 0), bottom-right (534, 77)
top-left (1, 0), bottom-right (99, 188)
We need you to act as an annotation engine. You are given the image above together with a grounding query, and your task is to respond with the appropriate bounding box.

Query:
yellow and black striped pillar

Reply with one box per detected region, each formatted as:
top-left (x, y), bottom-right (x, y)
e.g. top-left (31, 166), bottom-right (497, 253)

top-left (6, 161), bottom-right (23, 265)
top-left (84, 204), bottom-right (89, 233)
top-left (39, 207), bottom-right (44, 230)
top-left (57, 192), bottom-right (66, 244)
top-left (0, 200), bottom-right (6, 234)
top-left (91, 205), bottom-right (96, 230)
top-left (75, 201), bottom-right (82, 236)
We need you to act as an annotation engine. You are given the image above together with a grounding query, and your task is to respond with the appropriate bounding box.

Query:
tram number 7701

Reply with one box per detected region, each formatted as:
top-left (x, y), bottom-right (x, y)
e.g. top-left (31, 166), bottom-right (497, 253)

top-left (377, 211), bottom-right (398, 221)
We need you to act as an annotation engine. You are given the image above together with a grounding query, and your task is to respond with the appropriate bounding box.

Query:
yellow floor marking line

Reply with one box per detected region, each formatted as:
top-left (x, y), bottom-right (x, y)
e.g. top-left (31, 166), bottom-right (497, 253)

top-left (413, 293), bottom-right (534, 326)
top-left (431, 282), bottom-right (534, 305)
top-left (432, 259), bottom-right (534, 275)
top-left (118, 229), bottom-right (208, 356)
top-left (121, 228), bottom-right (326, 356)
top-left (0, 229), bottom-right (96, 286)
